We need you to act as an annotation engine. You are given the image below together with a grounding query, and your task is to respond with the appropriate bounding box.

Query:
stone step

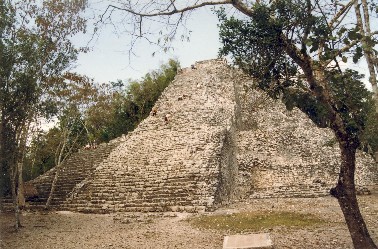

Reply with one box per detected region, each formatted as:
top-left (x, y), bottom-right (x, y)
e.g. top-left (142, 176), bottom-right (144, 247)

top-left (25, 139), bottom-right (122, 208)
top-left (25, 59), bottom-right (378, 214)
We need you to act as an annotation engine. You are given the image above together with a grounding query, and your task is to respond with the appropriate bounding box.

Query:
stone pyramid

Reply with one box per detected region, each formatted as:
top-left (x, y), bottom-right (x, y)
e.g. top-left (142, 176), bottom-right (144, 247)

top-left (25, 59), bottom-right (377, 213)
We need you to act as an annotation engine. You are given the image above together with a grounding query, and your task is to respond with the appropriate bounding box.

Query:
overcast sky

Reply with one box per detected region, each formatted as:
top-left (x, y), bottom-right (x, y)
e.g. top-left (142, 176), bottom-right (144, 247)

top-left (72, 5), bottom-right (221, 84)
top-left (71, 2), bottom-right (372, 90)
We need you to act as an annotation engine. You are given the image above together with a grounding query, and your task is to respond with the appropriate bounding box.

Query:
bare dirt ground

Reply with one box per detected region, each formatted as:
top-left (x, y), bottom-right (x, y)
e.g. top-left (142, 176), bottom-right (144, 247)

top-left (1, 188), bottom-right (378, 249)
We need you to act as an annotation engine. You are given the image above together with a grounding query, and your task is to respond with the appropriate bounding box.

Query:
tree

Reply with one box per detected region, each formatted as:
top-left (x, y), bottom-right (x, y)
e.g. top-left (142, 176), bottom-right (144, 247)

top-left (97, 1), bottom-right (377, 248)
top-left (85, 59), bottom-right (179, 142)
top-left (354, 0), bottom-right (378, 112)
top-left (45, 73), bottom-right (96, 209)
top-left (361, 110), bottom-right (378, 157)
top-left (24, 128), bottom-right (60, 182)
top-left (0, 0), bottom-right (87, 230)
top-left (22, 59), bottom-right (179, 185)
top-left (44, 107), bottom-right (85, 209)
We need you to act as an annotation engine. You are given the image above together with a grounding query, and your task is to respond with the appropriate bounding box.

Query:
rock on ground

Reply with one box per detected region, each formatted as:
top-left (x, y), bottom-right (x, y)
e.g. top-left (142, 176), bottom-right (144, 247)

top-left (1, 190), bottom-right (378, 249)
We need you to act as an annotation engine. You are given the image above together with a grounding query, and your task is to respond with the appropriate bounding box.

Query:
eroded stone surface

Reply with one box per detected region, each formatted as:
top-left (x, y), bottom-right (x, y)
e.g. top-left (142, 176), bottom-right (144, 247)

top-left (235, 80), bottom-right (377, 199)
top-left (223, 233), bottom-right (273, 249)
top-left (17, 59), bottom-right (378, 213)
top-left (64, 59), bottom-right (239, 212)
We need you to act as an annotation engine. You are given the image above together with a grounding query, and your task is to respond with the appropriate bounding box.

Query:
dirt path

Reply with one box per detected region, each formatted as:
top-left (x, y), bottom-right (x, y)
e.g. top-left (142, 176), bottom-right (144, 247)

top-left (1, 192), bottom-right (378, 249)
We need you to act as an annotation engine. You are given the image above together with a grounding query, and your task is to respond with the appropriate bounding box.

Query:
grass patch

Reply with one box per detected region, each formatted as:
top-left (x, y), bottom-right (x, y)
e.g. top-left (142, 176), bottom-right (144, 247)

top-left (189, 211), bottom-right (327, 233)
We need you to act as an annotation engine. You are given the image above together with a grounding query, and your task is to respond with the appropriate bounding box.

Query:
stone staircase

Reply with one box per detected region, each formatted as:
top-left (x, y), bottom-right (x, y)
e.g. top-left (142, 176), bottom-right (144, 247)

top-left (25, 138), bottom-right (123, 209)
top-left (234, 80), bottom-right (378, 199)
top-left (10, 58), bottom-right (376, 214)
top-left (62, 60), bottom-right (239, 213)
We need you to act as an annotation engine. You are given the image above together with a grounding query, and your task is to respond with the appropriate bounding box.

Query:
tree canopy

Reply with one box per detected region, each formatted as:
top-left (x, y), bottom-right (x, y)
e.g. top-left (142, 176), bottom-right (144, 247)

top-left (22, 59), bottom-right (179, 182)
top-left (216, 2), bottom-right (377, 247)
top-left (0, 0), bottom-right (87, 229)
top-left (217, 4), bottom-right (374, 142)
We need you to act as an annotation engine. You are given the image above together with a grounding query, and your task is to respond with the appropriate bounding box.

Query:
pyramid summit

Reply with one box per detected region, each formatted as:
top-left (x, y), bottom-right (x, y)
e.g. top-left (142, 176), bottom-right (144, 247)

top-left (22, 59), bottom-right (377, 213)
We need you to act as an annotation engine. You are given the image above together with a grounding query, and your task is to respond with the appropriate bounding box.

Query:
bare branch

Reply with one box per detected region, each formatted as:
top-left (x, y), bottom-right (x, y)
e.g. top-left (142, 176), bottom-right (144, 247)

top-left (231, 0), bottom-right (254, 16)
top-left (324, 39), bottom-right (359, 66)
top-left (328, 0), bottom-right (355, 29)
top-left (322, 30), bottom-right (378, 67)
top-left (105, 1), bottom-right (233, 17)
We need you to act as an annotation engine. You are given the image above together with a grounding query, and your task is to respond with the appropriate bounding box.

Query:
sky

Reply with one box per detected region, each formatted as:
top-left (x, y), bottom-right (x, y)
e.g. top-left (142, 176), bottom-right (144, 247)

top-left (71, 1), bottom-right (372, 90)
top-left (72, 5), bottom-right (222, 83)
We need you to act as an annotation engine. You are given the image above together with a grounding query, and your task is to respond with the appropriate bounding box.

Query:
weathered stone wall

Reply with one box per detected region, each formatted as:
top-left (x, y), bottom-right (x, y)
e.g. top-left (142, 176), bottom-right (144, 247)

top-left (25, 137), bottom-right (124, 208)
top-left (20, 59), bottom-right (377, 213)
top-left (235, 79), bottom-right (378, 199)
top-left (64, 60), bottom-right (240, 212)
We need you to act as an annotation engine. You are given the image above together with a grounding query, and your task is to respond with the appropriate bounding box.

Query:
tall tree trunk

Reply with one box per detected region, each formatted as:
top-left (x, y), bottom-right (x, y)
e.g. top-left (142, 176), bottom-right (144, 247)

top-left (9, 161), bottom-right (21, 230)
top-left (0, 119), bottom-right (4, 209)
top-left (16, 120), bottom-right (31, 210)
top-left (45, 129), bottom-right (68, 209)
top-left (44, 165), bottom-right (61, 209)
top-left (355, 0), bottom-right (378, 112)
top-left (17, 163), bottom-right (25, 208)
top-left (331, 141), bottom-right (377, 249)
top-left (1, 119), bottom-right (22, 230)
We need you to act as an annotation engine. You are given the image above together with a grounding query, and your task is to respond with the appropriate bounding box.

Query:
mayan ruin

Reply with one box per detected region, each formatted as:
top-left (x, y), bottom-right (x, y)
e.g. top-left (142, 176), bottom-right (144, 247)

top-left (15, 59), bottom-right (376, 214)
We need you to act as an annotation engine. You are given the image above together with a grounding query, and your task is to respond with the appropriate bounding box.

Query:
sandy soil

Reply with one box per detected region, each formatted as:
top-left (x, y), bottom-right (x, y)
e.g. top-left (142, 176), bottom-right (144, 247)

top-left (1, 190), bottom-right (378, 249)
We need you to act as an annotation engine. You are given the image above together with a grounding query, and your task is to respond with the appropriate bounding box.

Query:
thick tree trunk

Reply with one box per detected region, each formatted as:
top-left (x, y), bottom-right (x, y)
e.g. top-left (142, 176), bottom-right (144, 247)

top-left (331, 142), bottom-right (377, 249)
top-left (1, 120), bottom-right (22, 230)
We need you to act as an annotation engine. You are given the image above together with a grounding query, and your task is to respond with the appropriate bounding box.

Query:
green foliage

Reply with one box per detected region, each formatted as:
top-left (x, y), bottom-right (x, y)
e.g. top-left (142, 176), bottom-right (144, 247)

top-left (189, 211), bottom-right (327, 233)
top-left (361, 109), bottom-right (378, 156)
top-left (86, 59), bottom-right (179, 143)
top-left (282, 70), bottom-right (373, 137)
top-left (217, 1), bottom-right (373, 142)
top-left (23, 59), bottom-right (179, 180)
top-left (23, 113), bottom-right (87, 182)
top-left (327, 70), bottom-right (373, 137)
top-left (217, 6), bottom-right (297, 99)
top-left (23, 129), bottom-right (60, 181)
top-left (0, 0), bottom-right (87, 197)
